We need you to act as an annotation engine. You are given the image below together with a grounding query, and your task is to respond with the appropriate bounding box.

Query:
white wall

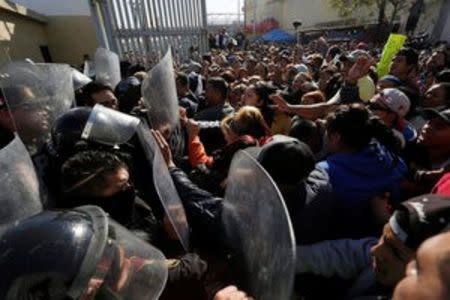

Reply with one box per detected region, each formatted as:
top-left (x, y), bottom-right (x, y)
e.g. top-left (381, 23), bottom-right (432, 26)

top-left (11, 0), bottom-right (90, 16)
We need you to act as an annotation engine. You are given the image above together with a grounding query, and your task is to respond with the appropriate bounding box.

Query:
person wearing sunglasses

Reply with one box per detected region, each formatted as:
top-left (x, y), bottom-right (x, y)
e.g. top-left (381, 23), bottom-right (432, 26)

top-left (368, 88), bottom-right (417, 148)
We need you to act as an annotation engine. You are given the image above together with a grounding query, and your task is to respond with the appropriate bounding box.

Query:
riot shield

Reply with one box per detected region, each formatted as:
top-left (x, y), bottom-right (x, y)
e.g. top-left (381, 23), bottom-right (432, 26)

top-left (0, 205), bottom-right (167, 300)
top-left (72, 68), bottom-right (92, 91)
top-left (141, 48), bottom-right (179, 134)
top-left (222, 150), bottom-right (296, 300)
top-left (81, 104), bottom-right (140, 147)
top-left (107, 218), bottom-right (168, 300)
top-left (0, 62), bottom-right (75, 156)
top-left (80, 105), bottom-right (190, 251)
top-left (0, 133), bottom-right (42, 225)
top-left (136, 124), bottom-right (190, 251)
top-left (94, 48), bottom-right (121, 89)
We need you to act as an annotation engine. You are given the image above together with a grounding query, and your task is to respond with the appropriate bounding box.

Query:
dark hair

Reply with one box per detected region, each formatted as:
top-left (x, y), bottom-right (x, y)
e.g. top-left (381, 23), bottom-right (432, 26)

top-left (436, 69), bottom-right (450, 83)
top-left (81, 81), bottom-right (114, 106)
top-left (438, 83), bottom-right (450, 105)
top-left (327, 45), bottom-right (341, 59)
top-left (208, 77), bottom-right (229, 99)
top-left (249, 81), bottom-right (277, 126)
top-left (61, 150), bottom-right (127, 196)
top-left (289, 117), bottom-right (321, 153)
top-left (326, 104), bottom-right (401, 154)
top-left (220, 71), bottom-right (236, 84)
top-left (176, 72), bottom-right (189, 86)
top-left (126, 64), bottom-right (146, 77)
top-left (397, 47), bottom-right (419, 66)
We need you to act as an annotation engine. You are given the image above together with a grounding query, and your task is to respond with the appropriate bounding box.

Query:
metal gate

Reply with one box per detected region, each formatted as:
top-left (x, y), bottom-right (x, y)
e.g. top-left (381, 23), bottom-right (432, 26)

top-left (89, 0), bottom-right (208, 66)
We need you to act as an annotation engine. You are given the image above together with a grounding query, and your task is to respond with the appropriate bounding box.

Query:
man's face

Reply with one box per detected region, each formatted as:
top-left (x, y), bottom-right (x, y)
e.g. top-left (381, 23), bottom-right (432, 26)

top-left (98, 167), bottom-right (130, 198)
top-left (423, 85), bottom-right (447, 108)
top-left (390, 55), bottom-right (410, 78)
top-left (393, 233), bottom-right (450, 300)
top-left (340, 60), bottom-right (353, 77)
top-left (368, 94), bottom-right (396, 127)
top-left (371, 224), bottom-right (415, 287)
top-left (175, 79), bottom-right (187, 97)
top-left (418, 118), bottom-right (450, 148)
top-left (92, 90), bottom-right (118, 110)
top-left (427, 51), bottom-right (446, 71)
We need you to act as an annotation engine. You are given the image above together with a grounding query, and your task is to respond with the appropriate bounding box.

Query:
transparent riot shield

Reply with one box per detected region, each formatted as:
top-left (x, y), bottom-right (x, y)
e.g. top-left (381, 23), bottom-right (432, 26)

top-left (94, 48), bottom-right (121, 89)
top-left (106, 218), bottom-right (168, 300)
top-left (0, 134), bottom-right (43, 225)
top-left (0, 205), bottom-right (167, 300)
top-left (0, 62), bottom-right (75, 156)
top-left (141, 48), bottom-right (179, 134)
top-left (81, 104), bottom-right (140, 147)
top-left (222, 150), bottom-right (296, 300)
top-left (72, 68), bottom-right (92, 91)
top-left (80, 105), bottom-right (190, 251)
top-left (136, 125), bottom-right (190, 251)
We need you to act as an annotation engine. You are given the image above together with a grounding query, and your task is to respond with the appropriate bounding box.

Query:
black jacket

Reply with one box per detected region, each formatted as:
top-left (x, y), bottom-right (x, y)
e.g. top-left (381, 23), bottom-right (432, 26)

top-left (170, 167), bottom-right (225, 249)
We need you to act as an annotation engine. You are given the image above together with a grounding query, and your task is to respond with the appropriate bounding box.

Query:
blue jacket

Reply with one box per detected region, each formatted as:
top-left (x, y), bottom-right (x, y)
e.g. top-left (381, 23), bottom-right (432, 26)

top-left (317, 141), bottom-right (407, 238)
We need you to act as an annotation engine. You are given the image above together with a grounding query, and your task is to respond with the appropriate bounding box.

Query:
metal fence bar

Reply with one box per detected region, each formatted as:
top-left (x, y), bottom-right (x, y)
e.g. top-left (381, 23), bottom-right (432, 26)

top-left (105, 0), bottom-right (123, 55)
top-left (115, 0), bottom-right (133, 60)
top-left (92, 0), bottom-right (208, 63)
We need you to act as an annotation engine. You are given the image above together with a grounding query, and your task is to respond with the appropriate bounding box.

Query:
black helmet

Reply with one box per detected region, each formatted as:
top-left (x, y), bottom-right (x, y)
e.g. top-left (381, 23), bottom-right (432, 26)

top-left (0, 206), bottom-right (168, 300)
top-left (50, 107), bottom-right (92, 159)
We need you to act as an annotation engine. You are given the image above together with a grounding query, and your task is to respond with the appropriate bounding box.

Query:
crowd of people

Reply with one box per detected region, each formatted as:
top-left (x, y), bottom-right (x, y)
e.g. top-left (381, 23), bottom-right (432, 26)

top-left (0, 26), bottom-right (450, 300)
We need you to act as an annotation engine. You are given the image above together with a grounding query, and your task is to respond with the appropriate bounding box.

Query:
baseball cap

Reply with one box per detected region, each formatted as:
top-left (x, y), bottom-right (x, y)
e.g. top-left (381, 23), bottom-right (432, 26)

top-left (422, 108), bottom-right (450, 124)
top-left (376, 88), bottom-right (411, 118)
top-left (245, 135), bottom-right (315, 185)
top-left (389, 194), bottom-right (450, 249)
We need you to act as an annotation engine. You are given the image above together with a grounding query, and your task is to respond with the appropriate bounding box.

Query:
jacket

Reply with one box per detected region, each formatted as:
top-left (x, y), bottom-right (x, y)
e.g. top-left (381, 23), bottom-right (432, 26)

top-left (297, 238), bottom-right (392, 299)
top-left (317, 141), bottom-right (407, 238)
top-left (169, 166), bottom-right (224, 249)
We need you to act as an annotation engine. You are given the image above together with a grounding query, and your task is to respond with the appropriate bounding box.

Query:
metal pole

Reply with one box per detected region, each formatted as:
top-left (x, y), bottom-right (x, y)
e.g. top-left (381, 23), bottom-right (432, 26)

top-left (253, 0), bottom-right (256, 36)
top-left (237, 0), bottom-right (241, 28)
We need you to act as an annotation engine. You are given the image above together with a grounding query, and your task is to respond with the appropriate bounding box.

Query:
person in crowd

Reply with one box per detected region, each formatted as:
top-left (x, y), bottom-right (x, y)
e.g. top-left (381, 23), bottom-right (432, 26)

top-left (389, 47), bottom-right (421, 109)
top-left (61, 150), bottom-right (161, 240)
top-left (301, 90), bottom-right (326, 105)
top-left (186, 106), bottom-right (271, 196)
top-left (242, 81), bottom-right (291, 135)
top-left (195, 77), bottom-right (233, 122)
top-left (392, 230), bottom-right (450, 300)
top-left (81, 81), bottom-right (118, 110)
top-left (405, 108), bottom-right (450, 193)
top-left (176, 72), bottom-right (198, 118)
top-left (296, 194), bottom-right (450, 299)
top-left (377, 75), bottom-right (402, 92)
top-left (368, 88), bottom-right (417, 148)
top-left (338, 51), bottom-right (376, 102)
top-left (317, 104), bottom-right (407, 238)
top-left (193, 77), bottom-right (234, 153)
top-left (229, 83), bottom-right (246, 110)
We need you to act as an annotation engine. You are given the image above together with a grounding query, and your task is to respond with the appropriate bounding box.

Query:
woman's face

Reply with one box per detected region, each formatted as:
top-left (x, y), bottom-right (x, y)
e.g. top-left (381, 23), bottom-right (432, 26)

top-left (242, 87), bottom-right (260, 107)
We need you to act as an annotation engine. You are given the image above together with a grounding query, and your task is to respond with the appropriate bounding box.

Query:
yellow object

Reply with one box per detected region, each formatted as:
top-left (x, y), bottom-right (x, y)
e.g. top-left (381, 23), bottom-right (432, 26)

top-left (377, 33), bottom-right (407, 78)
top-left (358, 75), bottom-right (376, 102)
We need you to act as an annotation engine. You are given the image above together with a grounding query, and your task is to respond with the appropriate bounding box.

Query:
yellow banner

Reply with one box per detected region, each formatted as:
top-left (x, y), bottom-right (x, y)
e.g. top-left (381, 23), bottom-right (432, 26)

top-left (377, 34), bottom-right (407, 78)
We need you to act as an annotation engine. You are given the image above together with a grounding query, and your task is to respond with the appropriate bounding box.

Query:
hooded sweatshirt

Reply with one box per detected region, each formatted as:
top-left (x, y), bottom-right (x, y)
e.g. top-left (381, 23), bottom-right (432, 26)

top-left (317, 141), bottom-right (407, 238)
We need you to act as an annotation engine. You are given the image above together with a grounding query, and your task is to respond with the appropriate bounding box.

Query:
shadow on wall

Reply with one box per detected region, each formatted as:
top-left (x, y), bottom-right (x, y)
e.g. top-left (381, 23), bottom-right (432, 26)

top-left (0, 8), bottom-right (48, 65)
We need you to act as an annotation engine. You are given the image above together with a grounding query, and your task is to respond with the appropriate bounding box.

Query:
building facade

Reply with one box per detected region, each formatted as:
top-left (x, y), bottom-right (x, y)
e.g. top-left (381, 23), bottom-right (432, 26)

top-left (244, 0), bottom-right (449, 42)
top-left (0, 0), bottom-right (98, 66)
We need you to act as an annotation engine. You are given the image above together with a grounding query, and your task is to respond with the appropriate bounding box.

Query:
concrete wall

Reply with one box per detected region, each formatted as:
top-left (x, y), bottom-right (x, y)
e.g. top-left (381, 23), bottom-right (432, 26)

top-left (46, 15), bottom-right (98, 65)
top-left (0, 1), bottom-right (48, 64)
top-left (0, 0), bottom-right (98, 66)
top-left (11, 0), bottom-right (90, 16)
